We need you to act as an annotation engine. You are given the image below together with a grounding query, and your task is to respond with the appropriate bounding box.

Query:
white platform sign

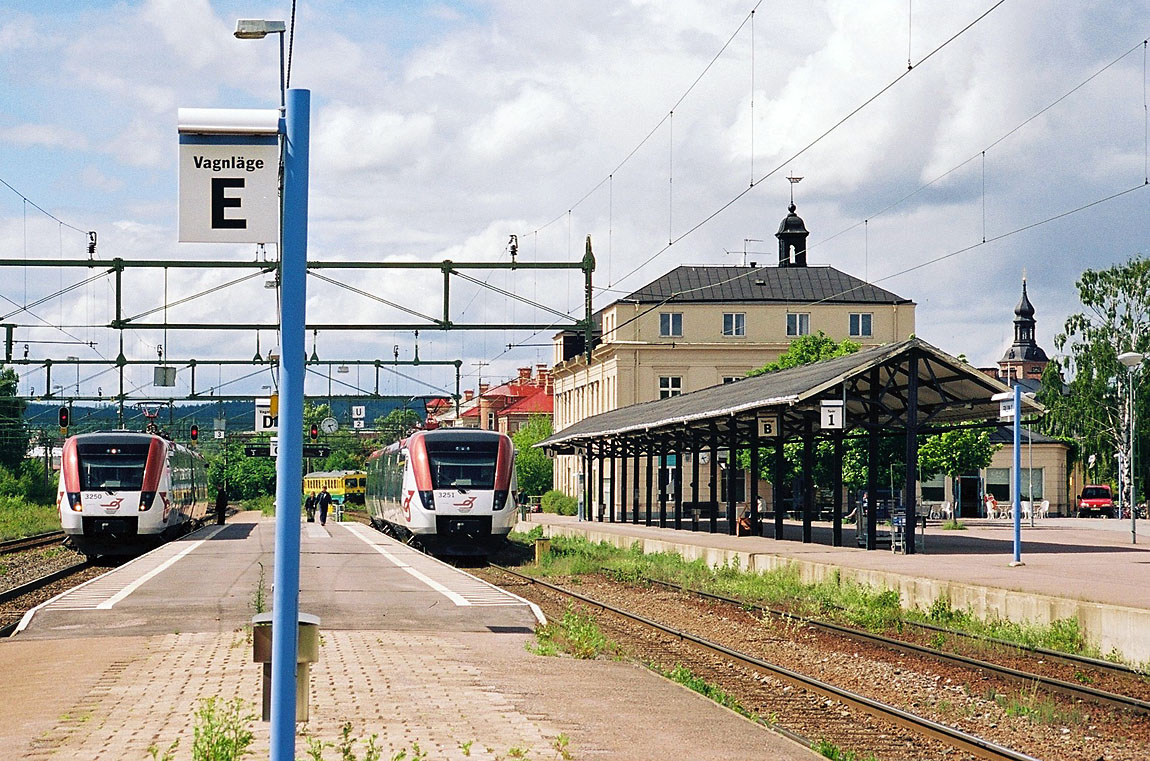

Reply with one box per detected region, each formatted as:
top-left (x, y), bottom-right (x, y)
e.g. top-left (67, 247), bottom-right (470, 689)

top-left (820, 400), bottom-right (844, 430)
top-left (255, 398), bottom-right (278, 432)
top-left (177, 108), bottom-right (280, 244)
top-left (351, 405), bottom-right (366, 419)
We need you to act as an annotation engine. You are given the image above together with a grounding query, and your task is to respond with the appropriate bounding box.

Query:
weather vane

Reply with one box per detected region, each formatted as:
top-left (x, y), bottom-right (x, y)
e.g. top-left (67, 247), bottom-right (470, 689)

top-left (787, 172), bottom-right (803, 206)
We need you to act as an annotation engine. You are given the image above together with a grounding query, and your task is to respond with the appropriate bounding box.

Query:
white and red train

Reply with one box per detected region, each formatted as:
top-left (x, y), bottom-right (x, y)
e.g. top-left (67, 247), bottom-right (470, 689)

top-left (58, 431), bottom-right (210, 558)
top-left (365, 429), bottom-right (518, 555)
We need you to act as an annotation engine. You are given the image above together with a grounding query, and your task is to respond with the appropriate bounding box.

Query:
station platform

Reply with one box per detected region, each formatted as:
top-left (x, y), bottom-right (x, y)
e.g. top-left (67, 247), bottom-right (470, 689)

top-left (531, 513), bottom-right (1150, 665)
top-left (0, 513), bottom-right (816, 761)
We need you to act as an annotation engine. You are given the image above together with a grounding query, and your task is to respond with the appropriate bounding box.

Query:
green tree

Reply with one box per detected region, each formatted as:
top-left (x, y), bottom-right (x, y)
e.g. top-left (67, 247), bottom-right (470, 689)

top-left (739, 333), bottom-right (863, 487)
top-left (746, 332), bottom-right (861, 377)
top-left (373, 408), bottom-right (420, 444)
top-left (0, 368), bottom-right (29, 472)
top-left (1043, 257), bottom-right (1149, 502)
top-left (511, 415), bottom-right (554, 497)
top-left (918, 428), bottom-right (999, 511)
top-left (208, 439), bottom-right (277, 500)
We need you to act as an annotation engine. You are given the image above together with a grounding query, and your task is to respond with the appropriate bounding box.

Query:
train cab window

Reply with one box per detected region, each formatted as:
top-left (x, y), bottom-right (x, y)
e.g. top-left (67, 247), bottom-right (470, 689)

top-left (425, 440), bottom-right (498, 490)
top-left (77, 443), bottom-right (150, 490)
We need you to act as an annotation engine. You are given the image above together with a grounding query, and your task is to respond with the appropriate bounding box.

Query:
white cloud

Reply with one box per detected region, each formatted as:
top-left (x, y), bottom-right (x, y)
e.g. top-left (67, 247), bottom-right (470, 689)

top-left (0, 124), bottom-right (87, 149)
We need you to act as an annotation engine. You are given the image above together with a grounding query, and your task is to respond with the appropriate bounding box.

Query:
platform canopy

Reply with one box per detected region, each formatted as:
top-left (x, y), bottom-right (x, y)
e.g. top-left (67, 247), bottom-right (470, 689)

top-left (540, 337), bottom-right (1042, 454)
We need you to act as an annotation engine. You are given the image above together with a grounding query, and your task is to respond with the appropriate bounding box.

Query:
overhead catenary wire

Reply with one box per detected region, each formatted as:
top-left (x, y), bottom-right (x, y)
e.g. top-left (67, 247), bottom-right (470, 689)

top-left (612, 0), bottom-right (1009, 287)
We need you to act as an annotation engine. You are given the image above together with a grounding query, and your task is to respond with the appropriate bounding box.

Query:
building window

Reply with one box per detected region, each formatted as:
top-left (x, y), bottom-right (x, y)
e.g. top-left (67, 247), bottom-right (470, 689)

top-left (849, 313), bottom-right (872, 338)
top-left (722, 312), bottom-right (745, 337)
top-left (786, 313), bottom-right (810, 337)
top-left (722, 376), bottom-right (741, 384)
top-left (486, 411), bottom-right (496, 429)
top-left (659, 376), bottom-right (682, 398)
top-left (660, 312), bottom-right (682, 338)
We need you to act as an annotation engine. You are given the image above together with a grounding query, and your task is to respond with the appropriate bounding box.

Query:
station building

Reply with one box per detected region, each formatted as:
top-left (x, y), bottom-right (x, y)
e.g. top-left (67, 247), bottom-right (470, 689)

top-left (550, 204), bottom-right (916, 500)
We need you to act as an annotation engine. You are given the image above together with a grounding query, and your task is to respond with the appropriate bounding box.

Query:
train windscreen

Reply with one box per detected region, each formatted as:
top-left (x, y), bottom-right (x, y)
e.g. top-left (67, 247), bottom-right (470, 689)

top-left (425, 439), bottom-right (498, 490)
top-left (77, 443), bottom-right (150, 491)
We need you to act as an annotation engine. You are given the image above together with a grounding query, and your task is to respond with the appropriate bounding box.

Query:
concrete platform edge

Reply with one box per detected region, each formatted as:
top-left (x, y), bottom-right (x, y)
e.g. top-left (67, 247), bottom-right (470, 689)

top-left (543, 523), bottom-right (1150, 665)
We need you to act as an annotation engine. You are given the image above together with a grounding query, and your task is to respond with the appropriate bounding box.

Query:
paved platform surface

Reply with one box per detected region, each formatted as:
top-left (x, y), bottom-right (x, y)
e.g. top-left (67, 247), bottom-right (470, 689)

top-left (0, 513), bottom-right (816, 760)
top-left (531, 513), bottom-right (1150, 610)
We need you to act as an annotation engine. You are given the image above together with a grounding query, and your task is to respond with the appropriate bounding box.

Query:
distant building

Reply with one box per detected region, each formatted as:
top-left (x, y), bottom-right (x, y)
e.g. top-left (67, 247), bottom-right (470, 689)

top-left (550, 204), bottom-right (917, 497)
top-left (980, 276), bottom-right (1050, 391)
top-left (429, 366), bottom-right (553, 434)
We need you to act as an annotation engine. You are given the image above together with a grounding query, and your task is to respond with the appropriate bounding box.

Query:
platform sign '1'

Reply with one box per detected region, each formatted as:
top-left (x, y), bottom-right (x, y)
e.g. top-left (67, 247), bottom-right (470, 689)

top-left (177, 108), bottom-right (280, 244)
top-left (820, 400), bottom-right (844, 430)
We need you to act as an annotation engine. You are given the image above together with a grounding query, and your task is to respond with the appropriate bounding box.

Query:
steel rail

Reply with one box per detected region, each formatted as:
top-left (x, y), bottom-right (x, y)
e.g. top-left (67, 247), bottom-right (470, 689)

top-left (493, 565), bottom-right (1040, 761)
top-left (0, 531), bottom-right (65, 555)
top-left (0, 561), bottom-right (92, 606)
top-left (646, 577), bottom-right (1150, 714)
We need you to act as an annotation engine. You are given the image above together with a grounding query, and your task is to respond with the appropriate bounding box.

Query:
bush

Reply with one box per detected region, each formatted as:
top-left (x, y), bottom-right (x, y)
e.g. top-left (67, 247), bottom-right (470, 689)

top-left (0, 495), bottom-right (60, 540)
top-left (541, 489), bottom-right (578, 516)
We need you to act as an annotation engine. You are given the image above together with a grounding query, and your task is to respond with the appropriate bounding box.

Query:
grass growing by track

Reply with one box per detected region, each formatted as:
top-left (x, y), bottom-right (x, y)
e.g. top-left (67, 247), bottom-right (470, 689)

top-left (506, 528), bottom-right (1103, 661)
top-left (0, 496), bottom-right (59, 540)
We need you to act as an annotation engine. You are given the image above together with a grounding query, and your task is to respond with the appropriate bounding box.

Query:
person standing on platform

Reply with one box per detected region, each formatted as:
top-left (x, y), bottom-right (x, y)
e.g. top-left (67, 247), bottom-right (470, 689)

top-left (214, 486), bottom-right (228, 525)
top-left (317, 487), bottom-right (332, 527)
top-left (305, 491), bottom-right (317, 522)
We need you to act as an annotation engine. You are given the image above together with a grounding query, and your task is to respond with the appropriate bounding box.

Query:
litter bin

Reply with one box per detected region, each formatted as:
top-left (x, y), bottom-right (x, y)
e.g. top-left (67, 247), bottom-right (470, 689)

top-left (252, 612), bottom-right (321, 722)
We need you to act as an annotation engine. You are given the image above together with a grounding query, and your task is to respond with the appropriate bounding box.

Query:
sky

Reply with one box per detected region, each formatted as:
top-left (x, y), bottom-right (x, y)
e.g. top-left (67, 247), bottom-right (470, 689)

top-left (0, 0), bottom-right (1147, 407)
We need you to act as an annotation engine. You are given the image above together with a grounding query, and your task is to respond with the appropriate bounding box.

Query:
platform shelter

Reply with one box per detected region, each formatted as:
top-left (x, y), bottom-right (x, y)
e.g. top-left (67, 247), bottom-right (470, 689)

top-left (539, 338), bottom-right (1042, 554)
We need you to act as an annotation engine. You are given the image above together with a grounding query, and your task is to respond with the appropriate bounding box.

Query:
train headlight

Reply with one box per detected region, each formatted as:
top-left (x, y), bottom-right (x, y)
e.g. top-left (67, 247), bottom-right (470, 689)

top-left (66, 492), bottom-right (82, 512)
top-left (140, 491), bottom-right (156, 511)
top-left (492, 489), bottom-right (508, 511)
top-left (418, 490), bottom-right (435, 510)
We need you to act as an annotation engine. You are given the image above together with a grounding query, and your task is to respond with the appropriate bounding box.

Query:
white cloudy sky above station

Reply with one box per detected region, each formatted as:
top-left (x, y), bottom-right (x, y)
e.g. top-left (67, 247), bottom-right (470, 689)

top-left (0, 0), bottom-right (1147, 401)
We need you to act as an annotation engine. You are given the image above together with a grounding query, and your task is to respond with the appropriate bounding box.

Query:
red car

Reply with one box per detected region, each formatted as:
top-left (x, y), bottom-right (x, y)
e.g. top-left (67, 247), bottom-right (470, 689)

top-left (1077, 485), bottom-right (1115, 518)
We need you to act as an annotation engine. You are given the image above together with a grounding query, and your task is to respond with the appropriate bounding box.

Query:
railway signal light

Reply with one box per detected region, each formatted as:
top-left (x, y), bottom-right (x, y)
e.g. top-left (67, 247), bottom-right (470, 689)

top-left (309, 423), bottom-right (319, 441)
top-left (190, 424), bottom-right (199, 441)
top-left (58, 406), bottom-right (70, 433)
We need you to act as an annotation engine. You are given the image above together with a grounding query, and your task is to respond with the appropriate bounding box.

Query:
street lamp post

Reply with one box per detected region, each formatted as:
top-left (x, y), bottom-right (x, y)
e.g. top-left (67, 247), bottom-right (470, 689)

top-left (236, 19), bottom-right (307, 761)
top-left (1119, 351), bottom-right (1143, 544)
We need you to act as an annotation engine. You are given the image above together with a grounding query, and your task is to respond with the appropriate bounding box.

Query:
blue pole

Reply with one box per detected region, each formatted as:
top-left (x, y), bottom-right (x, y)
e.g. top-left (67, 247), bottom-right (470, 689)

top-left (1012, 382), bottom-right (1022, 565)
top-left (270, 87), bottom-right (309, 761)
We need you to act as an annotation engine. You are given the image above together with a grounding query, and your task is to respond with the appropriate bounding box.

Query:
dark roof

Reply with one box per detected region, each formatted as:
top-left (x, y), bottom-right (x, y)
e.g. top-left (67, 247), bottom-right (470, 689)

top-left (539, 338), bottom-right (1043, 451)
top-left (989, 426), bottom-right (1063, 446)
top-left (618, 265), bottom-right (911, 306)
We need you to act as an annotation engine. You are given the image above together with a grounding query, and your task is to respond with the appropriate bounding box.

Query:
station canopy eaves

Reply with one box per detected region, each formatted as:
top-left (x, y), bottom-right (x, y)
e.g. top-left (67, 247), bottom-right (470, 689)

top-left (539, 338), bottom-right (1042, 454)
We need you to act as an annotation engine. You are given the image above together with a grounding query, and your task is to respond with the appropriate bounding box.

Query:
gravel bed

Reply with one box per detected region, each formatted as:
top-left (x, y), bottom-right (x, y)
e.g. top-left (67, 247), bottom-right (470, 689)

top-left (486, 569), bottom-right (1150, 761)
top-left (0, 545), bottom-right (88, 592)
top-left (0, 545), bottom-right (107, 631)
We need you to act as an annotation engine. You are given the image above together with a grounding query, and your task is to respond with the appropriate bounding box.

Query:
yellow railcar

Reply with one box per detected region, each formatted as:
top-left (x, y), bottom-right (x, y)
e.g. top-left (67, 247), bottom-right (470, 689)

top-left (302, 470), bottom-right (367, 505)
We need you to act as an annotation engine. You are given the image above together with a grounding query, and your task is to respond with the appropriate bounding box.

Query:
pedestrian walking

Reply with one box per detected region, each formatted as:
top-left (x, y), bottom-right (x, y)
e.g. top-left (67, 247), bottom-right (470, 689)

top-left (214, 486), bottom-right (228, 525)
top-left (317, 487), bottom-right (332, 526)
top-left (305, 491), bottom-right (317, 523)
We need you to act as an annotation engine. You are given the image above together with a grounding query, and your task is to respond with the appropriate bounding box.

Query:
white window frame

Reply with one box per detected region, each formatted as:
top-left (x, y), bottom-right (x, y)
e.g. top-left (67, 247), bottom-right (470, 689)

top-left (722, 312), bottom-right (746, 337)
top-left (786, 312), bottom-right (810, 337)
top-left (849, 312), bottom-right (872, 338)
top-left (659, 312), bottom-right (683, 338)
top-left (659, 376), bottom-right (682, 398)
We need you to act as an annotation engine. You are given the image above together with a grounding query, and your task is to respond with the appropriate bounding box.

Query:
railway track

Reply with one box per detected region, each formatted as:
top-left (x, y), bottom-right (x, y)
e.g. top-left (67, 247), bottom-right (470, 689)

top-left (0, 561), bottom-right (95, 637)
top-left (643, 576), bottom-right (1150, 715)
top-left (491, 564), bottom-right (1041, 761)
top-left (0, 530), bottom-right (65, 555)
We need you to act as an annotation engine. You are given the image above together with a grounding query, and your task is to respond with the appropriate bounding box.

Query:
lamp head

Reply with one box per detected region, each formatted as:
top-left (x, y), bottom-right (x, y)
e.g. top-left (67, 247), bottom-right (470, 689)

top-left (1118, 351), bottom-right (1144, 369)
top-left (235, 19), bottom-right (286, 39)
